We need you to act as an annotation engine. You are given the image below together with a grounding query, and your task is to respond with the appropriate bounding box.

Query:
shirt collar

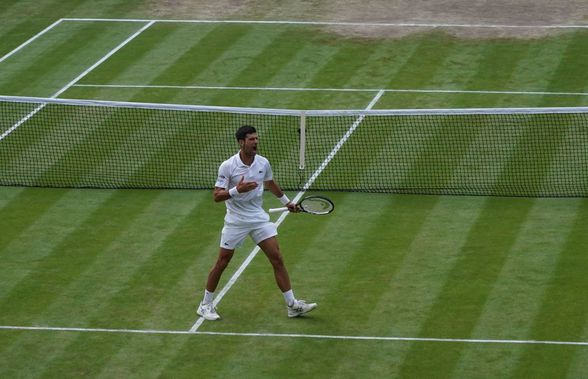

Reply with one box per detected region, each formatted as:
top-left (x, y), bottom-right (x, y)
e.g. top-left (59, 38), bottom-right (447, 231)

top-left (236, 151), bottom-right (255, 167)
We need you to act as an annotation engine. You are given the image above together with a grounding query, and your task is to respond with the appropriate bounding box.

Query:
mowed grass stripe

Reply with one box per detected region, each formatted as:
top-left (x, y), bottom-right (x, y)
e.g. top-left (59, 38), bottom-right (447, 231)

top-left (0, 0), bottom-right (77, 55)
top-left (92, 198), bottom-right (230, 378)
top-left (568, 331), bottom-right (588, 378)
top-left (494, 33), bottom-right (575, 106)
top-left (0, 192), bottom-right (198, 374)
top-left (34, 190), bottom-right (205, 327)
top-left (189, 26), bottom-right (288, 88)
top-left (333, 196), bottom-right (486, 378)
top-left (0, 186), bottom-right (25, 211)
top-left (78, 23), bottom-right (254, 105)
top-left (245, 36), bottom-right (342, 109)
top-left (446, 39), bottom-right (532, 108)
top-left (512, 200), bottom-right (588, 377)
top-left (0, 189), bottom-right (114, 299)
top-left (204, 28), bottom-right (313, 106)
top-left (392, 41), bottom-right (489, 109)
top-left (538, 30), bottom-right (588, 101)
top-left (0, 21), bottom-right (142, 97)
top-left (0, 190), bottom-right (159, 325)
top-left (379, 33), bottom-right (458, 108)
top-left (453, 199), bottom-right (581, 378)
top-left (149, 24), bottom-right (253, 87)
top-left (397, 198), bottom-right (535, 377)
top-left (0, 188), bottom-right (66, 253)
top-left (77, 23), bottom-right (184, 86)
top-left (67, 23), bottom-right (217, 101)
top-left (10, 190), bottom-right (207, 379)
top-left (291, 37), bottom-right (381, 109)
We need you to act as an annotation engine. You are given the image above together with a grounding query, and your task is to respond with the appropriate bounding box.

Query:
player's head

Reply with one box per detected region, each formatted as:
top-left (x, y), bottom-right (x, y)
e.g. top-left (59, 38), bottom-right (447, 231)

top-left (236, 125), bottom-right (256, 142)
top-left (236, 125), bottom-right (258, 156)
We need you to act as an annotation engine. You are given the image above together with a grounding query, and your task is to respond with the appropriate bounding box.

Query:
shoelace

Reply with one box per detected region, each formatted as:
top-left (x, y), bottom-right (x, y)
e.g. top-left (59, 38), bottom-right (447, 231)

top-left (290, 301), bottom-right (306, 311)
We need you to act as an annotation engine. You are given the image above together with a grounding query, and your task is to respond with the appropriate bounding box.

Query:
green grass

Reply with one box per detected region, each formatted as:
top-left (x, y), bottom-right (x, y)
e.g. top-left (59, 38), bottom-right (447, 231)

top-left (2, 1), bottom-right (588, 378)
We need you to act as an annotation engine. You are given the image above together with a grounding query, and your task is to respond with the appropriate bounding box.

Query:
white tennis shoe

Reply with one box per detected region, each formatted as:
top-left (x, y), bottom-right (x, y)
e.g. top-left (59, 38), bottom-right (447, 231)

top-left (287, 300), bottom-right (317, 318)
top-left (197, 302), bottom-right (220, 321)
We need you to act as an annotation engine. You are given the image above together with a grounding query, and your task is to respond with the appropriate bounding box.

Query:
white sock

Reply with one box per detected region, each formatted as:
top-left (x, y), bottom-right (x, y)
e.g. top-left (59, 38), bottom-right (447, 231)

top-left (203, 289), bottom-right (214, 304)
top-left (283, 289), bottom-right (296, 306)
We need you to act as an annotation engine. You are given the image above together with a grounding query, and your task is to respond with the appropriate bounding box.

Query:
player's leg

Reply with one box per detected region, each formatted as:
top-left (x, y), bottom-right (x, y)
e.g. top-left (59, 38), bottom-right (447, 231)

top-left (198, 224), bottom-right (247, 321)
top-left (255, 229), bottom-right (317, 318)
top-left (197, 248), bottom-right (233, 321)
top-left (206, 247), bottom-right (234, 292)
top-left (257, 236), bottom-right (291, 292)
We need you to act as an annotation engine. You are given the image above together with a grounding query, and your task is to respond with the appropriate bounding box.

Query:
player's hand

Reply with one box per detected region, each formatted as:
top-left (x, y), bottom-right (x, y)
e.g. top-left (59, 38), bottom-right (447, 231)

top-left (236, 176), bottom-right (258, 193)
top-left (286, 202), bottom-right (299, 213)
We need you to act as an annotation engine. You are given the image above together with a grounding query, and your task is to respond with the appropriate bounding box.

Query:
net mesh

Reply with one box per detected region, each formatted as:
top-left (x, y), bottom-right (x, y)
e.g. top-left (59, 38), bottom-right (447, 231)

top-left (1, 96), bottom-right (588, 197)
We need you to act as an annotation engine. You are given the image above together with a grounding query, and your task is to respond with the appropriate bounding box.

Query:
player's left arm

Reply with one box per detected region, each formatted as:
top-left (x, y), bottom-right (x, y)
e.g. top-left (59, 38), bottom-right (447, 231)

top-left (265, 180), bottom-right (298, 212)
top-left (264, 179), bottom-right (285, 198)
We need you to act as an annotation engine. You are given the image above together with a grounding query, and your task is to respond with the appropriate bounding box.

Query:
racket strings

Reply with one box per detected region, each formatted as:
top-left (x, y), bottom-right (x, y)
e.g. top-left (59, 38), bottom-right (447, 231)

top-left (301, 198), bottom-right (334, 214)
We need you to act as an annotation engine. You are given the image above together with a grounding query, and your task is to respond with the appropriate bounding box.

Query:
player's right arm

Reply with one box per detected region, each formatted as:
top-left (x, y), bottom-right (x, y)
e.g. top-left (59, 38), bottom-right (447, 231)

top-left (213, 177), bottom-right (258, 202)
top-left (213, 162), bottom-right (258, 203)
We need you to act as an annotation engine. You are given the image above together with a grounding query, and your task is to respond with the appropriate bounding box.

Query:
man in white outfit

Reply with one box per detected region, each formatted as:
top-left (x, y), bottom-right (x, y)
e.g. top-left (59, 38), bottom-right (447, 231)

top-left (197, 125), bottom-right (317, 320)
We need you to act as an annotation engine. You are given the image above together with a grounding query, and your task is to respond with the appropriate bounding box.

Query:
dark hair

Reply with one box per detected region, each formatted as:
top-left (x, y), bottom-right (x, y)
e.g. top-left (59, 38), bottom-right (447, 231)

top-left (235, 125), bottom-right (256, 141)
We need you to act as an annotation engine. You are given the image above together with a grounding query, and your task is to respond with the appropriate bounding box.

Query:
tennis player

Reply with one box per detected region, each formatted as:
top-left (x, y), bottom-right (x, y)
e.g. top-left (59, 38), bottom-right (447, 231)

top-left (197, 125), bottom-right (317, 321)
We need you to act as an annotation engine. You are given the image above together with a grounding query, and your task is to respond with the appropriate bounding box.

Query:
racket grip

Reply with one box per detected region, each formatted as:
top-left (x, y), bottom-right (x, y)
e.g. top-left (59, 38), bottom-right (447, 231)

top-left (269, 207), bottom-right (289, 213)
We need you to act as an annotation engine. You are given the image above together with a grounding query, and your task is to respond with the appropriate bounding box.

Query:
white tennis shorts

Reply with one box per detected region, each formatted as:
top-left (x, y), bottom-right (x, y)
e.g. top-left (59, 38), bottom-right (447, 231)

top-left (220, 222), bottom-right (278, 250)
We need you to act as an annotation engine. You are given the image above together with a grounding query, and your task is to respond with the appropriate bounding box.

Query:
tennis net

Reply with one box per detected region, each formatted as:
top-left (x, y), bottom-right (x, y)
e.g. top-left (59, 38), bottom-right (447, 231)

top-left (1, 95), bottom-right (588, 197)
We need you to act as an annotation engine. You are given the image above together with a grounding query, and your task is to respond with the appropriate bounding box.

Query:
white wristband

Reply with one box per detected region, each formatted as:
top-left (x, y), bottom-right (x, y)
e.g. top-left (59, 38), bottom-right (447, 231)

top-left (229, 187), bottom-right (239, 197)
top-left (279, 194), bottom-right (290, 205)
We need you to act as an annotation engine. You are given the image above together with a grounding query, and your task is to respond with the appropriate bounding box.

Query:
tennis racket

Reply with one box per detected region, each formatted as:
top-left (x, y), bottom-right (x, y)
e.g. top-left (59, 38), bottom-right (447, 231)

top-left (269, 195), bottom-right (334, 215)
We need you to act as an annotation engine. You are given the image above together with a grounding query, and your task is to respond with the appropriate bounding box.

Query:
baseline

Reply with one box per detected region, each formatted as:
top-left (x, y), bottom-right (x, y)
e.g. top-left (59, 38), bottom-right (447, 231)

top-left (1, 325), bottom-right (586, 347)
top-left (61, 18), bottom-right (588, 29)
top-left (72, 83), bottom-right (588, 97)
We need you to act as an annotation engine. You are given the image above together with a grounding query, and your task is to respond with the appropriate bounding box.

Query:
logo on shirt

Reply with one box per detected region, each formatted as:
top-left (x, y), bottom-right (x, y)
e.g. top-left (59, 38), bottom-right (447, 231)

top-left (258, 170), bottom-right (263, 174)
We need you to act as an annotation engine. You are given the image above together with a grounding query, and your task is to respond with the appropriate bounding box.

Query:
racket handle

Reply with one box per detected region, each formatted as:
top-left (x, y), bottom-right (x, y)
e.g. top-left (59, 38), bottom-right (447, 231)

top-left (269, 207), bottom-right (289, 213)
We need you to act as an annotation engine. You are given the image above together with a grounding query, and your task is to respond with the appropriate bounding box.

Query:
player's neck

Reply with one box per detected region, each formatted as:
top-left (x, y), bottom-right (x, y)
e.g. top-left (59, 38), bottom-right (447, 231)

top-left (239, 150), bottom-right (255, 166)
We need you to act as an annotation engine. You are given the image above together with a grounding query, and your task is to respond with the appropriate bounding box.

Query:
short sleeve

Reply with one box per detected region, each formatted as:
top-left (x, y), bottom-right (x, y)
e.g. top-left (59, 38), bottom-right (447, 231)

top-left (264, 160), bottom-right (273, 181)
top-left (215, 162), bottom-right (230, 189)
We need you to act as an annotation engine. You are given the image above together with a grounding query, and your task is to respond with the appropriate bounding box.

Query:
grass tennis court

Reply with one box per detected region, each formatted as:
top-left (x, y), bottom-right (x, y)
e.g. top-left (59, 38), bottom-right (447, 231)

top-left (2, 1), bottom-right (588, 378)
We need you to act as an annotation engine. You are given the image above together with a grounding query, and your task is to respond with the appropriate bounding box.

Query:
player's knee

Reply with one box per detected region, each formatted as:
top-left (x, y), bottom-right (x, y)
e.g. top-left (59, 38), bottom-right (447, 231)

top-left (216, 255), bottom-right (232, 270)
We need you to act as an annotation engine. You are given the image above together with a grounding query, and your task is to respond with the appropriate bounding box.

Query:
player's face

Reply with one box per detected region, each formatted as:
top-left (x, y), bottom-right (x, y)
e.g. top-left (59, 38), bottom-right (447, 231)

top-left (240, 133), bottom-right (258, 157)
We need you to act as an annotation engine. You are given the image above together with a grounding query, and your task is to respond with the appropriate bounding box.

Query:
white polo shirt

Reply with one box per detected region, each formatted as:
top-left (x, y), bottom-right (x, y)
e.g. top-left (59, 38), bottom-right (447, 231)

top-left (215, 152), bottom-right (273, 225)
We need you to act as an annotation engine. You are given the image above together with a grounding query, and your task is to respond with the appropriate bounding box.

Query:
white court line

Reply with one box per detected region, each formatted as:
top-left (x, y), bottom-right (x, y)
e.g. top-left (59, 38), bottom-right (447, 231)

top-left (0, 19), bottom-right (65, 64)
top-left (0, 21), bottom-right (155, 142)
top-left (72, 83), bottom-right (588, 97)
top-left (61, 17), bottom-right (588, 29)
top-left (189, 90), bottom-right (385, 332)
top-left (1, 325), bottom-right (587, 347)
top-left (51, 21), bottom-right (155, 98)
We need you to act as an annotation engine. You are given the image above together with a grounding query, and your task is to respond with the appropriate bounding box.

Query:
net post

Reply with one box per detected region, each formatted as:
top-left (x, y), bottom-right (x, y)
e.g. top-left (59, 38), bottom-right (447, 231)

top-left (299, 112), bottom-right (306, 170)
